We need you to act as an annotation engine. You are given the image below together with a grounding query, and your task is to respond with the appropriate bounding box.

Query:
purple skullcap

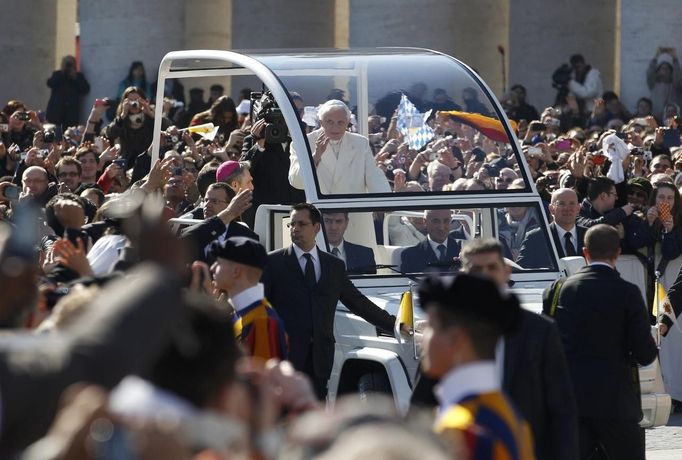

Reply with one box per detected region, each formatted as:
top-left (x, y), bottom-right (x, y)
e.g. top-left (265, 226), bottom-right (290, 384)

top-left (216, 161), bottom-right (240, 182)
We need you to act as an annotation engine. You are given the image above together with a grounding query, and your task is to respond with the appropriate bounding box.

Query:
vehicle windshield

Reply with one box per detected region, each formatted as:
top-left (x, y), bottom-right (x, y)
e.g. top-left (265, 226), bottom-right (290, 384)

top-left (255, 50), bottom-right (527, 198)
top-left (290, 203), bottom-right (559, 276)
top-left (157, 50), bottom-right (529, 202)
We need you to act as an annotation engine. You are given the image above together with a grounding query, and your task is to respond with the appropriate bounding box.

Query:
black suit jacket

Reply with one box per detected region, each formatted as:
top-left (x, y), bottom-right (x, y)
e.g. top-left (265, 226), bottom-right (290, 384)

top-left (410, 310), bottom-right (579, 460)
top-left (0, 264), bottom-right (184, 454)
top-left (542, 265), bottom-right (658, 420)
top-left (180, 216), bottom-right (259, 263)
top-left (503, 310), bottom-right (579, 460)
top-left (262, 245), bottom-right (395, 381)
top-left (517, 223), bottom-right (587, 269)
top-left (400, 236), bottom-right (461, 273)
top-left (341, 240), bottom-right (376, 274)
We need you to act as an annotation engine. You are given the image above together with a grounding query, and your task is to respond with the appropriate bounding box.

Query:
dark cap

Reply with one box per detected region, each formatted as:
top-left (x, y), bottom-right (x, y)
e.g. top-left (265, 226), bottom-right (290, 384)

top-left (471, 147), bottom-right (487, 162)
top-left (627, 177), bottom-right (653, 198)
top-left (418, 273), bottom-right (520, 334)
top-left (210, 237), bottom-right (267, 269)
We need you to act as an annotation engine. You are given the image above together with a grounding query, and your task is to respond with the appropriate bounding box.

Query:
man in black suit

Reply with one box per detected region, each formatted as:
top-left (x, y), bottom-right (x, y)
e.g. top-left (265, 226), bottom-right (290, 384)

top-left (181, 187), bottom-right (258, 263)
top-left (543, 224), bottom-right (658, 460)
top-left (400, 209), bottom-right (461, 273)
top-left (411, 239), bottom-right (578, 460)
top-left (261, 203), bottom-right (400, 399)
top-left (322, 212), bottom-right (376, 274)
top-left (517, 188), bottom-right (587, 268)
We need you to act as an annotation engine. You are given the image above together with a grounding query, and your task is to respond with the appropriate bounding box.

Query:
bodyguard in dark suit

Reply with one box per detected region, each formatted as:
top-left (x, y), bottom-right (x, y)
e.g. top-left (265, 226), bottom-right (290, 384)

top-left (411, 239), bottom-right (578, 460)
top-left (542, 224), bottom-right (658, 460)
top-left (400, 209), bottom-right (461, 273)
top-left (322, 212), bottom-right (376, 274)
top-left (262, 204), bottom-right (399, 398)
top-left (517, 188), bottom-right (587, 269)
top-left (181, 187), bottom-right (258, 262)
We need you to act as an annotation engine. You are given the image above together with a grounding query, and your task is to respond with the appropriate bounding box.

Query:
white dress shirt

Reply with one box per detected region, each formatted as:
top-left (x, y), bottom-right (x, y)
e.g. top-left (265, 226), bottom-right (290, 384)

top-left (329, 240), bottom-right (346, 264)
top-left (293, 244), bottom-right (321, 281)
top-left (230, 283), bottom-right (265, 314)
top-left (435, 361), bottom-right (500, 413)
top-left (554, 224), bottom-right (578, 256)
top-left (427, 236), bottom-right (448, 259)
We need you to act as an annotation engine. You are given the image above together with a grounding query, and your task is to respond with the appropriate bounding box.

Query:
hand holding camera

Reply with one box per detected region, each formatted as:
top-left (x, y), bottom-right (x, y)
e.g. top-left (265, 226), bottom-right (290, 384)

top-left (0, 182), bottom-right (20, 201)
top-left (24, 147), bottom-right (47, 167)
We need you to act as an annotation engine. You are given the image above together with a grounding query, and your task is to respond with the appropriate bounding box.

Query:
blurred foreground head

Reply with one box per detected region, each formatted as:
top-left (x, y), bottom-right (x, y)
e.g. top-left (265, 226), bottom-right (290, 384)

top-left (0, 204), bottom-right (41, 328)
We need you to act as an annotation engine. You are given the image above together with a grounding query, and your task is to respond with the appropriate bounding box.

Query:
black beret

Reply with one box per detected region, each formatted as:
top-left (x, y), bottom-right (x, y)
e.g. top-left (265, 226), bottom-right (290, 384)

top-left (210, 237), bottom-right (268, 269)
top-left (418, 273), bottom-right (520, 334)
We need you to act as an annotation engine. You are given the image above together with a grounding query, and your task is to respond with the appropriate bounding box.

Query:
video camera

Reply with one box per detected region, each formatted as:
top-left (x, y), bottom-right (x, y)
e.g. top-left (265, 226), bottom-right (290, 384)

top-left (250, 91), bottom-right (288, 143)
top-left (552, 64), bottom-right (572, 90)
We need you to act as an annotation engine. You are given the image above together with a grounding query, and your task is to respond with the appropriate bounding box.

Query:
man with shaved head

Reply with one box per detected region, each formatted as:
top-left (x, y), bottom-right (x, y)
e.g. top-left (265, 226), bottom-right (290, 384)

top-left (517, 188), bottom-right (586, 268)
top-left (400, 208), bottom-right (462, 273)
top-left (21, 166), bottom-right (57, 206)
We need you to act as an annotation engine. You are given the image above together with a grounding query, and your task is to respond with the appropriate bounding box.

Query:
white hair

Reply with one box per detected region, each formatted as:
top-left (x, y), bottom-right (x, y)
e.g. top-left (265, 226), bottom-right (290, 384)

top-left (318, 99), bottom-right (351, 121)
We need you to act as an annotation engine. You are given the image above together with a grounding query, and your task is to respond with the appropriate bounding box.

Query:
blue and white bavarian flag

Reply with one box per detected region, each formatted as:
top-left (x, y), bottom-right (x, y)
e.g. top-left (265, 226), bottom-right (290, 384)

top-left (397, 94), bottom-right (434, 150)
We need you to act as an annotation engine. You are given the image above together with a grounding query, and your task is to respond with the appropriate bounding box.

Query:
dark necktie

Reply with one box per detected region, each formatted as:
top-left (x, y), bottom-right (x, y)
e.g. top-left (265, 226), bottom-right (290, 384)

top-left (303, 253), bottom-right (316, 288)
top-left (331, 247), bottom-right (340, 257)
top-left (437, 244), bottom-right (447, 262)
top-left (564, 232), bottom-right (577, 257)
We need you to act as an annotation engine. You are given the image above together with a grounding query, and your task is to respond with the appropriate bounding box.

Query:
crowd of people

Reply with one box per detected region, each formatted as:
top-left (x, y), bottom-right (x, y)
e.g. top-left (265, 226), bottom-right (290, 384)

top-left (0, 48), bottom-right (681, 459)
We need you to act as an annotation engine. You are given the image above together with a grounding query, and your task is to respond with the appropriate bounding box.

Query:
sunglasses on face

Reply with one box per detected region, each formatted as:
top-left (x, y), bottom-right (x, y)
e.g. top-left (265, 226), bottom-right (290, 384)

top-left (627, 190), bottom-right (647, 199)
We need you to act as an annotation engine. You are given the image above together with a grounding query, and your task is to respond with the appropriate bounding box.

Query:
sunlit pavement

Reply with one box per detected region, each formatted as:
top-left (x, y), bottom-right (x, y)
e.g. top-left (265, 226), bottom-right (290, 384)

top-left (646, 412), bottom-right (682, 459)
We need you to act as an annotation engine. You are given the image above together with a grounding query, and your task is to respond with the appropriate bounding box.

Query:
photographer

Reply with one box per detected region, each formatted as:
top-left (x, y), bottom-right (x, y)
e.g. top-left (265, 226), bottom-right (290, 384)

top-left (646, 181), bottom-right (682, 260)
top-left (8, 109), bottom-right (41, 151)
top-left (240, 92), bottom-right (305, 227)
top-left (104, 87), bottom-right (168, 168)
top-left (45, 55), bottom-right (90, 131)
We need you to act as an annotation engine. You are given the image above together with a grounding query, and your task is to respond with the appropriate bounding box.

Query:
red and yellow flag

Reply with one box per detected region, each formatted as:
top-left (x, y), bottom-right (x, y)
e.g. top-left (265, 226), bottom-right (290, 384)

top-left (438, 110), bottom-right (518, 143)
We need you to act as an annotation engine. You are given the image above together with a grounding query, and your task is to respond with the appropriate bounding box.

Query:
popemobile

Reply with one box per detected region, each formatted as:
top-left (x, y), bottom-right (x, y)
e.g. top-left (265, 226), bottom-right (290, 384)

top-left (157, 47), bottom-right (671, 427)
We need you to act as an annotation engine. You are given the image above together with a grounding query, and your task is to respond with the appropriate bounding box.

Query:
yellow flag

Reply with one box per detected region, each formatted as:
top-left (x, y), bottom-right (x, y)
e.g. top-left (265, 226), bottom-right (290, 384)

top-left (185, 123), bottom-right (219, 141)
top-left (398, 290), bottom-right (413, 329)
top-left (652, 279), bottom-right (668, 318)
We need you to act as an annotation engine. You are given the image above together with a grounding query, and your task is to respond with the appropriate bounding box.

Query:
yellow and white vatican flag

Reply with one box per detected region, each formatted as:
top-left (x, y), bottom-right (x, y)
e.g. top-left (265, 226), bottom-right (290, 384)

top-left (183, 123), bottom-right (219, 141)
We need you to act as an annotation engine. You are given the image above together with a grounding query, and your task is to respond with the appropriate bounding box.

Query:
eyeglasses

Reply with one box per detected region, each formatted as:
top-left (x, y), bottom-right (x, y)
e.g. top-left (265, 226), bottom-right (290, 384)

top-left (57, 172), bottom-right (79, 178)
top-left (627, 190), bottom-right (647, 199)
top-left (552, 201), bottom-right (578, 207)
top-left (286, 221), bottom-right (312, 228)
top-left (203, 197), bottom-right (228, 205)
top-left (497, 177), bottom-right (515, 183)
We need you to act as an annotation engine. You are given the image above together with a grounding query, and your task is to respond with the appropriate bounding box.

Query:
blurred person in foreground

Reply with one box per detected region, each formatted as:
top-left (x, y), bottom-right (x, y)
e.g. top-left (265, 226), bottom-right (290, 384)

top-left (412, 239), bottom-right (578, 460)
top-left (419, 273), bottom-right (534, 460)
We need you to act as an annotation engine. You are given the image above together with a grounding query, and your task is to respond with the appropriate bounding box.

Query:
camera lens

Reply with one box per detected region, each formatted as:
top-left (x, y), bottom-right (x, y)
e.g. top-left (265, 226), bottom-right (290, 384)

top-left (171, 135), bottom-right (179, 144)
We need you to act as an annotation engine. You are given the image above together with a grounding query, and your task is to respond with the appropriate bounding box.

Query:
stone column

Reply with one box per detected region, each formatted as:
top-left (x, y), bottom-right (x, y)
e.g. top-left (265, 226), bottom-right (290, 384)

top-left (348, 0), bottom-right (509, 96)
top-left (0, 0), bottom-right (57, 111)
top-left (55, 0), bottom-right (77, 68)
top-left (229, 0), bottom-right (335, 100)
top-left (79, 0), bottom-right (184, 109)
top-left (508, 0), bottom-right (616, 111)
top-left (618, 0), bottom-right (682, 116)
